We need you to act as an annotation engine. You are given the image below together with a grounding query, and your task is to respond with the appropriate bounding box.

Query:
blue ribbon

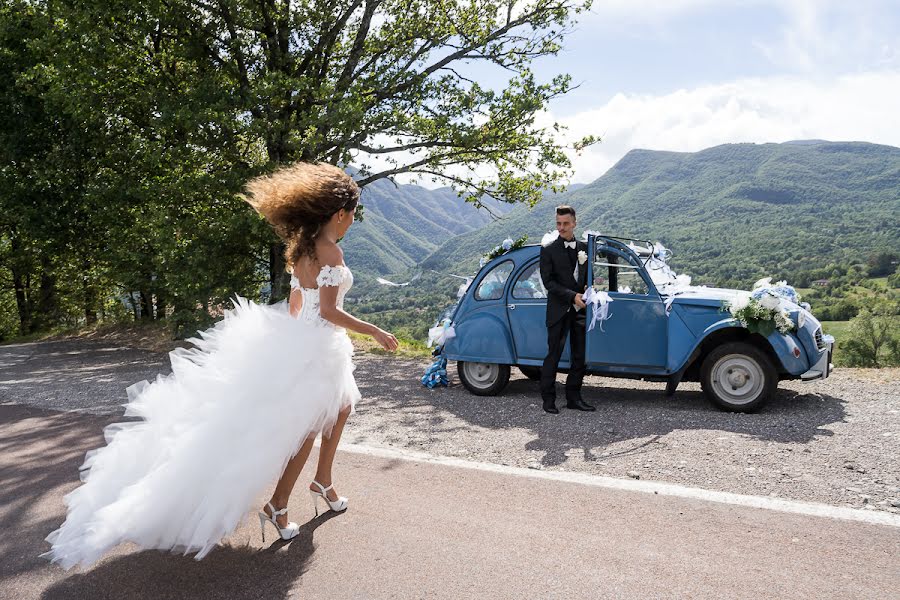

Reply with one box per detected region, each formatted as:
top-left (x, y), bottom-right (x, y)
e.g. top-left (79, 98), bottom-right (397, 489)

top-left (421, 347), bottom-right (449, 388)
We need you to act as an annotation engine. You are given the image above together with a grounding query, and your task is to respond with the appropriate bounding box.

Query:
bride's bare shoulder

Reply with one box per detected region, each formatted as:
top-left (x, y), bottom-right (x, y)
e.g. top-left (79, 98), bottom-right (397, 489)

top-left (315, 240), bottom-right (344, 267)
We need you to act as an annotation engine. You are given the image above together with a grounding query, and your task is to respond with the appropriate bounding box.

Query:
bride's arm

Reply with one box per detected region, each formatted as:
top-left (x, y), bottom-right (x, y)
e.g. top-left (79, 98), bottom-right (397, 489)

top-left (316, 250), bottom-right (398, 351)
top-left (319, 287), bottom-right (398, 351)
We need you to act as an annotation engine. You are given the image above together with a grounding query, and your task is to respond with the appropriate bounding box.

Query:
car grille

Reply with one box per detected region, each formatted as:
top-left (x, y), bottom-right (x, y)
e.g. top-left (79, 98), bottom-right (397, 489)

top-left (814, 327), bottom-right (825, 350)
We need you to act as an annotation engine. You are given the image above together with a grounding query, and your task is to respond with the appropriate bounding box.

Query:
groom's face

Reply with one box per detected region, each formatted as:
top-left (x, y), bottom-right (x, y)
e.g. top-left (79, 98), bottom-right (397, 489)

top-left (556, 213), bottom-right (576, 241)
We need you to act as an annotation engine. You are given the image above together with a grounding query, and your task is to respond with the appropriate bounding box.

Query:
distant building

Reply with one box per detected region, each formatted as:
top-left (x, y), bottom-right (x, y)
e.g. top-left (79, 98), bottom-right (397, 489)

top-left (812, 279), bottom-right (830, 287)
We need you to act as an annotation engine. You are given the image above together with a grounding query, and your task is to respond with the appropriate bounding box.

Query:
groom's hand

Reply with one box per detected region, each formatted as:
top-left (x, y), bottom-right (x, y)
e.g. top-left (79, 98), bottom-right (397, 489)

top-left (574, 293), bottom-right (586, 310)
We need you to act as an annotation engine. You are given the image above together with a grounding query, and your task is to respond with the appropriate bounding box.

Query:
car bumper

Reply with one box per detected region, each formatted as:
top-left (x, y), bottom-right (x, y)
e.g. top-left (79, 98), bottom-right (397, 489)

top-left (800, 335), bottom-right (834, 381)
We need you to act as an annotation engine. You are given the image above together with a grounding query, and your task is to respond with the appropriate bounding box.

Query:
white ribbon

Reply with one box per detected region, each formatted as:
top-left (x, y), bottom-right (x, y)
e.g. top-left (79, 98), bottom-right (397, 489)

top-left (583, 287), bottom-right (613, 332)
top-left (427, 320), bottom-right (457, 347)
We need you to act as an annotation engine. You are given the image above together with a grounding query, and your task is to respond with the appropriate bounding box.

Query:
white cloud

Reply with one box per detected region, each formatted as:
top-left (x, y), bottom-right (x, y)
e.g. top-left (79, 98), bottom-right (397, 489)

top-left (753, 0), bottom-right (900, 73)
top-left (552, 70), bottom-right (900, 183)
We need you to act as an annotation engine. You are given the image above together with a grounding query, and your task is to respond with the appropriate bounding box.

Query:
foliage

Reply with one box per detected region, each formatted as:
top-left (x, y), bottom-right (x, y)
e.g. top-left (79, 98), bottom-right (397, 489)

top-left (423, 141), bottom-right (900, 292)
top-left (839, 307), bottom-right (900, 367)
top-left (362, 142), bottom-right (900, 353)
top-left (1, 0), bottom-right (592, 338)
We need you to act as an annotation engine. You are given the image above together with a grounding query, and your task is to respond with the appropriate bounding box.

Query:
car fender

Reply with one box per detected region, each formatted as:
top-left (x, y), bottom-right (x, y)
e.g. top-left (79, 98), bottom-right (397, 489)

top-left (443, 311), bottom-right (515, 364)
top-left (672, 317), bottom-right (808, 375)
top-left (764, 331), bottom-right (810, 375)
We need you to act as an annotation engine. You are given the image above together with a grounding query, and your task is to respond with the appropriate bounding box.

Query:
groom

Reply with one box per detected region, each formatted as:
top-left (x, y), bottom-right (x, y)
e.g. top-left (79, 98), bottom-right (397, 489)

top-left (539, 205), bottom-right (595, 414)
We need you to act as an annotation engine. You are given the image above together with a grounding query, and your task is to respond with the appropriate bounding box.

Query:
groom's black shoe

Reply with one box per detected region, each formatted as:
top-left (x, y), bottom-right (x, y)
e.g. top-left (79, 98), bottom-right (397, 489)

top-left (542, 396), bottom-right (559, 414)
top-left (566, 397), bottom-right (596, 412)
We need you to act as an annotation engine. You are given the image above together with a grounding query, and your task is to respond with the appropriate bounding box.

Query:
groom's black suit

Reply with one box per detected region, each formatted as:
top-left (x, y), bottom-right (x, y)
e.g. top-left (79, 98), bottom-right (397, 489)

top-left (539, 235), bottom-right (589, 407)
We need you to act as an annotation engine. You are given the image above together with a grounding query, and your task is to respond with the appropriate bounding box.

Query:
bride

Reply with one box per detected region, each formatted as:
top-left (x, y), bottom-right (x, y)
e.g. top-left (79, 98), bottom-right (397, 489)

top-left (43, 162), bottom-right (398, 570)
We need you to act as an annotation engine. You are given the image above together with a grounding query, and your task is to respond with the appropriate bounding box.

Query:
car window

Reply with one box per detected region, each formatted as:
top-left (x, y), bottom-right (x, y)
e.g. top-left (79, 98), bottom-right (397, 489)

top-left (475, 261), bottom-right (513, 300)
top-left (613, 268), bottom-right (650, 294)
top-left (592, 248), bottom-right (649, 295)
top-left (512, 262), bottom-right (547, 299)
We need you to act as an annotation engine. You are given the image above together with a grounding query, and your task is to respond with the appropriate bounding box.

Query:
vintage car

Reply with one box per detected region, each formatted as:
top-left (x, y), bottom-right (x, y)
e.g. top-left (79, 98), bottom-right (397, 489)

top-left (442, 234), bottom-right (834, 412)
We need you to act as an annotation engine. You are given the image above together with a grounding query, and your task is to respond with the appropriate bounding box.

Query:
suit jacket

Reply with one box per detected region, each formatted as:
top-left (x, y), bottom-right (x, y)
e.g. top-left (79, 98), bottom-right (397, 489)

top-left (539, 236), bottom-right (588, 326)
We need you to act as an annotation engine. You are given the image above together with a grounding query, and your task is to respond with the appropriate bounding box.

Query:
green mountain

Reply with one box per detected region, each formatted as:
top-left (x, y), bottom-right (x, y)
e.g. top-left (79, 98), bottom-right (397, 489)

top-left (341, 176), bottom-right (508, 280)
top-left (422, 140), bottom-right (900, 288)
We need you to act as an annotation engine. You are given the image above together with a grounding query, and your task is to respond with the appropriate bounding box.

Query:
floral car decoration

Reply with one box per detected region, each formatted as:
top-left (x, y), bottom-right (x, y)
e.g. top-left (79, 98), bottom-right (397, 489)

top-left (481, 235), bottom-right (528, 266)
top-left (724, 278), bottom-right (805, 336)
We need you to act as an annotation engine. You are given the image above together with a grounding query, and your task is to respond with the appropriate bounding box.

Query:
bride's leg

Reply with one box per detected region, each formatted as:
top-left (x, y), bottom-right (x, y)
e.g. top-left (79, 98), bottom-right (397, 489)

top-left (267, 434), bottom-right (315, 527)
top-left (311, 405), bottom-right (351, 501)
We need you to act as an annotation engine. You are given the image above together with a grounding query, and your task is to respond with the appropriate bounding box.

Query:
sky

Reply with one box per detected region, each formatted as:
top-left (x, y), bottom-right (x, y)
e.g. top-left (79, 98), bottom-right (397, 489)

top-left (530, 0), bottom-right (900, 183)
top-left (377, 0), bottom-right (900, 187)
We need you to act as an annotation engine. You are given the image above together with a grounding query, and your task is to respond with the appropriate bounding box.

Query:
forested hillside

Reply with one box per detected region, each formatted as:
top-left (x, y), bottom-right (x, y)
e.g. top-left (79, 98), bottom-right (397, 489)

top-left (422, 141), bottom-right (900, 286)
top-left (352, 141), bottom-right (900, 343)
top-left (342, 177), bottom-right (508, 278)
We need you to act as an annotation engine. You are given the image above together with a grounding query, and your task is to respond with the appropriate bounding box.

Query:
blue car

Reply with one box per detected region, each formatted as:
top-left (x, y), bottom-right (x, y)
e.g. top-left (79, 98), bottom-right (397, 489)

top-left (442, 234), bottom-right (834, 412)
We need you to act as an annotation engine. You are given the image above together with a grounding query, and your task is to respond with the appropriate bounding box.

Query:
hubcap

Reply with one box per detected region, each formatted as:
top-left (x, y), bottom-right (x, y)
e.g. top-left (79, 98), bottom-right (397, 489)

top-left (711, 354), bottom-right (765, 405)
top-left (463, 362), bottom-right (499, 389)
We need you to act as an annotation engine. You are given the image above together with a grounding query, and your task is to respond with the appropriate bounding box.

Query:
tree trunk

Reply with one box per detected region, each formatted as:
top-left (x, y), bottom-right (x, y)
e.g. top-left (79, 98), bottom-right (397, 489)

top-left (12, 267), bottom-right (31, 336)
top-left (9, 235), bottom-right (32, 335)
top-left (155, 295), bottom-right (167, 320)
top-left (268, 241), bottom-right (289, 303)
top-left (139, 290), bottom-right (153, 320)
top-left (81, 262), bottom-right (98, 325)
top-left (33, 256), bottom-right (59, 331)
top-left (266, 128), bottom-right (291, 303)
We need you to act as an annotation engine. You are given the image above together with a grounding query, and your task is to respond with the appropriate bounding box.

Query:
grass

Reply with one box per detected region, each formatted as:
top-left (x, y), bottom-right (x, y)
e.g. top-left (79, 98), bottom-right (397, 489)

top-left (2, 320), bottom-right (184, 353)
top-left (348, 331), bottom-right (432, 359)
top-left (819, 320), bottom-right (851, 343)
top-left (5, 319), bottom-right (434, 360)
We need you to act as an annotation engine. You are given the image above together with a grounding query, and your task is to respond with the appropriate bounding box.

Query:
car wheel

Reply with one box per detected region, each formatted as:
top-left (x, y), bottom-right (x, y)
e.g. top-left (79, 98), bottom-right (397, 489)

top-left (457, 361), bottom-right (511, 396)
top-left (700, 342), bottom-right (777, 412)
top-left (518, 366), bottom-right (542, 381)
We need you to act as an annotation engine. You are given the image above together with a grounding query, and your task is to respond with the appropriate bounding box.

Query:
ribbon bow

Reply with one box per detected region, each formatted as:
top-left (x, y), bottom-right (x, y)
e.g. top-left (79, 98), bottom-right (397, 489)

top-left (583, 287), bottom-right (614, 332)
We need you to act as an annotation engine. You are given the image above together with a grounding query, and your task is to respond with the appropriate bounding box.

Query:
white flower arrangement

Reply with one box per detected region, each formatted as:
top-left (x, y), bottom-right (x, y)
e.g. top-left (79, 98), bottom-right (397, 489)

top-left (577, 250), bottom-right (587, 265)
top-left (724, 279), bottom-right (802, 336)
top-left (482, 235), bottom-right (528, 265)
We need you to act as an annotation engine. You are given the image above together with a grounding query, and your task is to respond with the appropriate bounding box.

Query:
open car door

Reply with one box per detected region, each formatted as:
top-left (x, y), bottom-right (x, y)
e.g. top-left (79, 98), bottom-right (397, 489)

top-left (585, 237), bottom-right (667, 368)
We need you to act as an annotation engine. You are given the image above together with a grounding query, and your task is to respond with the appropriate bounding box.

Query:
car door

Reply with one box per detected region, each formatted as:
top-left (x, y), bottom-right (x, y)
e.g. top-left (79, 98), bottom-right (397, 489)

top-left (506, 260), bottom-right (570, 366)
top-left (585, 243), bottom-right (667, 368)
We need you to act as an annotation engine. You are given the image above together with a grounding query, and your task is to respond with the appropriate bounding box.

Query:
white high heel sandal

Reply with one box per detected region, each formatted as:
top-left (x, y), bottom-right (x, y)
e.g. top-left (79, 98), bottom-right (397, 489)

top-left (257, 502), bottom-right (300, 542)
top-left (309, 480), bottom-right (348, 516)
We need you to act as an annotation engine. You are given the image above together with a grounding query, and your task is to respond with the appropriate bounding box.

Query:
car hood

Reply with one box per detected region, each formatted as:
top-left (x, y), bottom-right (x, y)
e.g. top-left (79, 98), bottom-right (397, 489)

top-left (665, 286), bottom-right (809, 318)
top-left (663, 286), bottom-right (748, 308)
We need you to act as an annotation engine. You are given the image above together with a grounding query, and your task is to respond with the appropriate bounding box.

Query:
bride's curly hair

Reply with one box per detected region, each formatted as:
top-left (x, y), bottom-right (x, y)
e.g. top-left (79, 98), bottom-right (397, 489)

top-left (242, 162), bottom-right (360, 271)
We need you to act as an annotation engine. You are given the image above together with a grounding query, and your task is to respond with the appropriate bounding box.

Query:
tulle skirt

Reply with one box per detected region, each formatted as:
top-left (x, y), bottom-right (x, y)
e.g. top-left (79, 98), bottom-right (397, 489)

top-left (43, 297), bottom-right (360, 570)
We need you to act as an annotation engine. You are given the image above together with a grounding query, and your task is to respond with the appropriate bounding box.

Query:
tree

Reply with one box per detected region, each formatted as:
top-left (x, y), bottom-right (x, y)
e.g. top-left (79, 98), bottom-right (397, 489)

top-left (867, 251), bottom-right (898, 277)
top-left (840, 307), bottom-right (900, 368)
top-left (45, 0), bottom-right (596, 300)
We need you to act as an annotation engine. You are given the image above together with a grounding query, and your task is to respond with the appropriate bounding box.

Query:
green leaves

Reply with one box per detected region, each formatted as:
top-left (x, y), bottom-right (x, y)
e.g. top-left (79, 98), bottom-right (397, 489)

top-left (2, 0), bottom-right (591, 334)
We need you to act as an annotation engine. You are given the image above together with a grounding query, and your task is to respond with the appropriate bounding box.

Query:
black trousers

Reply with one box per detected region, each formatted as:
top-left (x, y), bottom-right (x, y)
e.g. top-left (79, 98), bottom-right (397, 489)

top-left (540, 309), bottom-right (586, 401)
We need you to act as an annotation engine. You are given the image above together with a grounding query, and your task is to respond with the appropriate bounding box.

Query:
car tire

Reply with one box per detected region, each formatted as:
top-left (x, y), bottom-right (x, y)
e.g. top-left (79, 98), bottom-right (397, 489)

top-left (457, 361), bottom-right (511, 396)
top-left (518, 366), bottom-right (542, 381)
top-left (700, 342), bottom-right (777, 412)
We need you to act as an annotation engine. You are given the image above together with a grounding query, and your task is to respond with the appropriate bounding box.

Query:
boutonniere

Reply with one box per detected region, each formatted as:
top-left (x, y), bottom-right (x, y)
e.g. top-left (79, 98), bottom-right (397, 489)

top-left (577, 250), bottom-right (587, 265)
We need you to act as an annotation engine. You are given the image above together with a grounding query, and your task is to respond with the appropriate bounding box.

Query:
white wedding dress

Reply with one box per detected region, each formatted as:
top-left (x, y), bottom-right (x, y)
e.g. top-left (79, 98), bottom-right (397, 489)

top-left (44, 264), bottom-right (360, 570)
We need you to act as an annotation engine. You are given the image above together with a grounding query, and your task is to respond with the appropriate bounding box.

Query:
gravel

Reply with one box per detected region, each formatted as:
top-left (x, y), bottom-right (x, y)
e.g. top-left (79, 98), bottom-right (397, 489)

top-left (2, 338), bottom-right (898, 513)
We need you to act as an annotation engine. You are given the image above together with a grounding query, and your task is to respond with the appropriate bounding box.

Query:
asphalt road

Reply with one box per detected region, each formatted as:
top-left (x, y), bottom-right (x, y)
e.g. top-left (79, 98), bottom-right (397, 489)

top-left (2, 403), bottom-right (899, 600)
top-left (1, 339), bottom-right (899, 599)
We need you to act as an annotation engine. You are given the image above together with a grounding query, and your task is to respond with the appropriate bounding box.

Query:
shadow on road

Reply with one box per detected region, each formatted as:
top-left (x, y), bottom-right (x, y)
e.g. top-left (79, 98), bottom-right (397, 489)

top-left (0, 340), bottom-right (170, 414)
top-left (40, 514), bottom-right (337, 600)
top-left (354, 358), bottom-right (848, 468)
top-left (0, 405), bottom-right (337, 600)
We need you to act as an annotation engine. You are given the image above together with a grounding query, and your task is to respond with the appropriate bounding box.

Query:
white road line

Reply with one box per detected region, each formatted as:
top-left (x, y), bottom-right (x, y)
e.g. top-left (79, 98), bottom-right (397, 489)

top-left (338, 440), bottom-right (900, 529)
